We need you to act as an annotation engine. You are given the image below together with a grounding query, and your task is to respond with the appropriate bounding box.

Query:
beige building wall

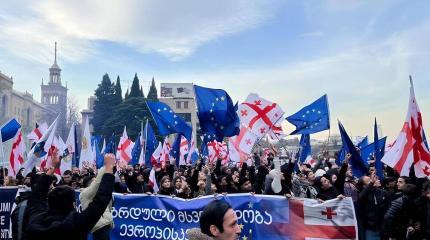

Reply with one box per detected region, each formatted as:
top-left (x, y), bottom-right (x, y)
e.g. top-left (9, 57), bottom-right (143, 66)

top-left (0, 71), bottom-right (52, 132)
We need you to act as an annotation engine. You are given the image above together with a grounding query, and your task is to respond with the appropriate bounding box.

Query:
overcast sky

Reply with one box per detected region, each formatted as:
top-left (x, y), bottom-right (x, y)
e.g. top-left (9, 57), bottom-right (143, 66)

top-left (1, 0), bottom-right (430, 142)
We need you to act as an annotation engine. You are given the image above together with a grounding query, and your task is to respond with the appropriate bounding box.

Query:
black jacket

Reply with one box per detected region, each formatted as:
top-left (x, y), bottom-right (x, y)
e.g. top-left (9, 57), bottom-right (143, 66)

top-left (26, 174), bottom-right (115, 240)
top-left (383, 195), bottom-right (414, 240)
top-left (358, 183), bottom-right (390, 231)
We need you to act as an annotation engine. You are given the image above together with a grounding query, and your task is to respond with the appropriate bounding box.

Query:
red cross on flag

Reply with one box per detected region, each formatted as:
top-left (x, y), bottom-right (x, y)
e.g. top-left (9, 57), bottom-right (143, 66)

top-left (207, 140), bottom-right (220, 163)
top-left (228, 127), bottom-right (258, 164)
top-left (8, 130), bottom-right (25, 176)
top-left (160, 137), bottom-right (171, 169)
top-left (217, 141), bottom-right (229, 165)
top-left (382, 78), bottom-right (430, 178)
top-left (238, 93), bottom-right (284, 138)
top-left (179, 135), bottom-right (189, 165)
top-left (116, 126), bottom-right (135, 163)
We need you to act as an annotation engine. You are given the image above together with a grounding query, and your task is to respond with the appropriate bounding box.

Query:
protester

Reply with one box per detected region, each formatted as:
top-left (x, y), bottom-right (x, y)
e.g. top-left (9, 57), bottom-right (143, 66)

top-left (22, 152), bottom-right (116, 240)
top-left (80, 165), bottom-right (114, 240)
top-left (188, 200), bottom-right (241, 240)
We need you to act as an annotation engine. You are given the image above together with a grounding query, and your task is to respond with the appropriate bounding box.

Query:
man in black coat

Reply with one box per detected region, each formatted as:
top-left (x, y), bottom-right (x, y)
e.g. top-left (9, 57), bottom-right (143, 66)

top-left (24, 153), bottom-right (116, 240)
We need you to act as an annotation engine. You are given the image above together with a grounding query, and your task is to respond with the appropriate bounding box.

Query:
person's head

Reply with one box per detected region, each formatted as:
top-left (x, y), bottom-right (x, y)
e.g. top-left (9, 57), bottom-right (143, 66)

top-left (72, 167), bottom-right (80, 175)
top-left (397, 176), bottom-right (412, 191)
top-left (402, 183), bottom-right (417, 198)
top-left (240, 178), bottom-right (253, 192)
top-left (383, 177), bottom-right (397, 190)
top-left (48, 185), bottom-right (76, 214)
top-left (120, 175), bottom-right (126, 183)
top-left (200, 200), bottom-right (240, 239)
top-left (174, 177), bottom-right (182, 189)
top-left (346, 166), bottom-right (353, 178)
top-left (320, 175), bottom-right (332, 190)
top-left (62, 173), bottom-right (72, 184)
top-left (81, 168), bottom-right (89, 176)
top-left (220, 176), bottom-right (228, 186)
top-left (306, 171), bottom-right (315, 182)
top-left (421, 181), bottom-right (430, 199)
top-left (160, 176), bottom-right (171, 189)
top-left (82, 175), bottom-right (95, 188)
top-left (136, 173), bottom-right (144, 183)
top-left (4, 176), bottom-right (17, 186)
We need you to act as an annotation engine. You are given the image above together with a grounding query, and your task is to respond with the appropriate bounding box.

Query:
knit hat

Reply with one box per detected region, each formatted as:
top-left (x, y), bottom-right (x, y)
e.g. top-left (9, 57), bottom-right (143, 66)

top-left (314, 169), bottom-right (326, 178)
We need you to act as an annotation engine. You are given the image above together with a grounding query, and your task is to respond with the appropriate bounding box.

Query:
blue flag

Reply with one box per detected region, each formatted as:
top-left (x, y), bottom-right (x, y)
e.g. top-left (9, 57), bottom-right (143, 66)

top-left (200, 141), bottom-right (208, 158)
top-left (170, 134), bottom-right (181, 167)
top-left (130, 133), bottom-right (142, 166)
top-left (361, 137), bottom-right (386, 169)
top-left (357, 136), bottom-right (368, 149)
top-left (373, 119), bottom-right (385, 180)
top-left (144, 121), bottom-right (157, 167)
top-left (95, 138), bottom-right (104, 169)
top-left (336, 147), bottom-right (346, 166)
top-left (299, 134), bottom-right (311, 164)
top-left (1, 118), bottom-right (21, 142)
top-left (105, 133), bottom-right (116, 154)
top-left (286, 95), bottom-right (330, 135)
top-left (147, 101), bottom-right (192, 141)
top-left (194, 85), bottom-right (240, 142)
top-left (338, 121), bottom-right (368, 177)
top-left (73, 125), bottom-right (80, 168)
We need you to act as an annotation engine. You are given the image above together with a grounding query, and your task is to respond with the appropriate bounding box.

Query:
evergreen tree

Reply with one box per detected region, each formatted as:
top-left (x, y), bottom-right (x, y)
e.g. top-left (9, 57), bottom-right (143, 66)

top-left (147, 77), bottom-right (158, 101)
top-left (113, 76), bottom-right (122, 105)
top-left (103, 97), bottom-right (157, 139)
top-left (128, 73), bottom-right (144, 98)
top-left (92, 73), bottom-right (115, 136)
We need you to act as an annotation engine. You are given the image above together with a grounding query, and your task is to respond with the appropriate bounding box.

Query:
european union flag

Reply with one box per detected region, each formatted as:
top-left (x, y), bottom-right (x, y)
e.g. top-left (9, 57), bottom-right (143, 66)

top-left (1, 118), bottom-right (21, 142)
top-left (299, 134), bottom-right (311, 164)
top-left (104, 133), bottom-right (116, 154)
top-left (373, 118), bottom-right (385, 180)
top-left (361, 137), bottom-right (386, 166)
top-left (147, 101), bottom-right (192, 141)
top-left (130, 133), bottom-right (142, 166)
top-left (170, 134), bottom-right (181, 167)
top-left (357, 136), bottom-right (368, 149)
top-left (194, 85), bottom-right (240, 142)
top-left (92, 137), bottom-right (104, 169)
top-left (338, 121), bottom-right (368, 177)
top-left (286, 95), bottom-right (330, 135)
top-left (144, 121), bottom-right (157, 166)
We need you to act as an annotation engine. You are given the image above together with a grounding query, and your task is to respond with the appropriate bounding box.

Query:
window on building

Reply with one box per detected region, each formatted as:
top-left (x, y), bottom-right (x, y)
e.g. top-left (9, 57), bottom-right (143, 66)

top-left (183, 101), bottom-right (189, 109)
top-left (176, 101), bottom-right (181, 109)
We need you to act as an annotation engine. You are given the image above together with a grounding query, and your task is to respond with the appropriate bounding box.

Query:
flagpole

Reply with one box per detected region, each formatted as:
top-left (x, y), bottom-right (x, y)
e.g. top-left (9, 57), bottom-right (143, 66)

top-left (143, 119), bottom-right (148, 165)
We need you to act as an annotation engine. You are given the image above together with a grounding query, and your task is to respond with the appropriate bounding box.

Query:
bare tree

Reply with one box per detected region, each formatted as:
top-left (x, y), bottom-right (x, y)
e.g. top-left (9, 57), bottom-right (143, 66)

top-left (67, 96), bottom-right (81, 133)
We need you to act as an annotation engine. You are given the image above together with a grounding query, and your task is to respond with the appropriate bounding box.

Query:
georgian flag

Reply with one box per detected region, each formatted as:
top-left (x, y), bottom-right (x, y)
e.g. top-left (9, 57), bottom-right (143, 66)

top-left (268, 198), bottom-right (357, 240)
top-left (148, 168), bottom-right (159, 193)
top-left (207, 140), bottom-right (220, 163)
top-left (186, 133), bottom-right (199, 165)
top-left (267, 120), bottom-right (286, 140)
top-left (217, 141), bottom-right (229, 165)
top-left (8, 130), bottom-right (25, 176)
top-left (26, 122), bottom-right (48, 145)
top-left (116, 126), bottom-right (134, 163)
top-left (179, 135), bottom-right (189, 166)
top-left (382, 79), bottom-right (430, 177)
top-left (238, 93), bottom-right (284, 138)
top-left (151, 142), bottom-right (162, 166)
top-left (228, 127), bottom-right (258, 164)
top-left (159, 137), bottom-right (171, 169)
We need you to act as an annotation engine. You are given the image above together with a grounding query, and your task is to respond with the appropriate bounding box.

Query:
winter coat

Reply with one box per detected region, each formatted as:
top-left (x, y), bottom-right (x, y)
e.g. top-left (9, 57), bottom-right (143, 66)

top-left (187, 228), bottom-right (215, 240)
top-left (26, 174), bottom-right (115, 240)
top-left (80, 167), bottom-right (114, 233)
top-left (358, 183), bottom-right (390, 231)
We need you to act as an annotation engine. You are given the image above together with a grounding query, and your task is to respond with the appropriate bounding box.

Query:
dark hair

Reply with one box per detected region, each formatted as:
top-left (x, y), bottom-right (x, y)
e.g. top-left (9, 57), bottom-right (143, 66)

top-left (48, 185), bottom-right (76, 213)
top-left (82, 175), bottom-right (95, 188)
top-left (399, 176), bottom-right (413, 184)
top-left (402, 183), bottom-right (417, 197)
top-left (200, 200), bottom-right (231, 236)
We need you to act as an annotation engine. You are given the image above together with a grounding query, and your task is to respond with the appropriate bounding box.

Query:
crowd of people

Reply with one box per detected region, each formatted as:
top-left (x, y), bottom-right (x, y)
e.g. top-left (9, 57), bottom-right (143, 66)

top-left (1, 149), bottom-right (429, 240)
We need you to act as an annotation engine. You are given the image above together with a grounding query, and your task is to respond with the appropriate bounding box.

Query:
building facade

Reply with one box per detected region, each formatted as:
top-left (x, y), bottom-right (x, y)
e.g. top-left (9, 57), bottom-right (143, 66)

top-left (159, 83), bottom-right (199, 139)
top-left (40, 42), bottom-right (68, 138)
top-left (0, 43), bottom-right (66, 136)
